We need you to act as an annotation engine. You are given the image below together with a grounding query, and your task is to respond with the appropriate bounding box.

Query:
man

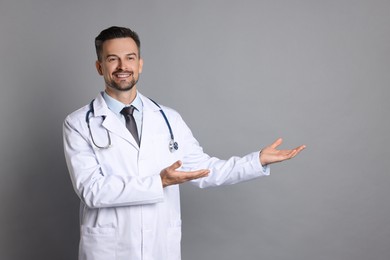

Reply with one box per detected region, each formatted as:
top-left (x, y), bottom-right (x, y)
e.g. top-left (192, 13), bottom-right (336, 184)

top-left (63, 26), bottom-right (305, 260)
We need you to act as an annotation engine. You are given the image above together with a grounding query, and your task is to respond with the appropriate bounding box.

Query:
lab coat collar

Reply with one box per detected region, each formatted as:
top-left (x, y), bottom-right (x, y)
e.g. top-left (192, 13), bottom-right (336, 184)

top-left (93, 91), bottom-right (161, 116)
top-left (139, 94), bottom-right (162, 112)
top-left (91, 91), bottom-right (162, 149)
top-left (92, 92), bottom-right (138, 148)
top-left (92, 92), bottom-right (109, 118)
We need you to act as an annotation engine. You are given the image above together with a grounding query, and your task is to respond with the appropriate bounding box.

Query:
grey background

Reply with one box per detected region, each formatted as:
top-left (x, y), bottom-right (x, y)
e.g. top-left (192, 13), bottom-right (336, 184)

top-left (1, 0), bottom-right (389, 259)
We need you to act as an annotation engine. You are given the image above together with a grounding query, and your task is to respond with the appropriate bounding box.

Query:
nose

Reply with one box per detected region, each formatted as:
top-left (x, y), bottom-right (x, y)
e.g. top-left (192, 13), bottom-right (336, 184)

top-left (116, 59), bottom-right (128, 71)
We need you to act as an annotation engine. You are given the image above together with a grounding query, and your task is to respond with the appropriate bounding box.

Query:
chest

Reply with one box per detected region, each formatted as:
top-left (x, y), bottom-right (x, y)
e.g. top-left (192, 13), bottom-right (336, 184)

top-left (90, 113), bottom-right (181, 177)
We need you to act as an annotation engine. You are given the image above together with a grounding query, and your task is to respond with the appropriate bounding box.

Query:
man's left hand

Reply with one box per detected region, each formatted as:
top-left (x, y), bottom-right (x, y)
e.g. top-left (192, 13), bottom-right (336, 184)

top-left (260, 138), bottom-right (306, 166)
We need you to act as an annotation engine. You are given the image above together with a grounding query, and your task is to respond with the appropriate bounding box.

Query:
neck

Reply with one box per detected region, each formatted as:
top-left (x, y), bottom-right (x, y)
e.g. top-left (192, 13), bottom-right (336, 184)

top-left (105, 86), bottom-right (137, 105)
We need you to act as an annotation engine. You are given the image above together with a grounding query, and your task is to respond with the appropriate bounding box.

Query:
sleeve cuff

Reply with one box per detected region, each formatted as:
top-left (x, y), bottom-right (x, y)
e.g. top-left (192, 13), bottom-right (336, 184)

top-left (252, 151), bottom-right (270, 176)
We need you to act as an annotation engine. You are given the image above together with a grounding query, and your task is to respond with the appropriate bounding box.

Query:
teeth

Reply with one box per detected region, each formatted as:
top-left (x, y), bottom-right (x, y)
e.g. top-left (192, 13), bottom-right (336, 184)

top-left (116, 74), bottom-right (130, 78)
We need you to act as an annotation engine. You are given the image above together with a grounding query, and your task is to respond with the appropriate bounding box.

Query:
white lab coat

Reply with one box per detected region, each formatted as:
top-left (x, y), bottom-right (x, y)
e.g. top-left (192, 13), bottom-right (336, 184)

top-left (63, 92), bottom-right (270, 260)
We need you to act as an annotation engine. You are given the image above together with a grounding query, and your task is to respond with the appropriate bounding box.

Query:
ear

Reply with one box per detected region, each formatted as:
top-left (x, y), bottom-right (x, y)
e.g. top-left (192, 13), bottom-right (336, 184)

top-left (95, 60), bottom-right (103, 75)
top-left (139, 58), bottom-right (144, 74)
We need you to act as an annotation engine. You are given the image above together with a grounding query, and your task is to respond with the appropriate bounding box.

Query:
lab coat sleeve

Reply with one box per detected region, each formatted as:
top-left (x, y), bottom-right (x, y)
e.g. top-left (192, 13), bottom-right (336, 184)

top-left (175, 113), bottom-right (270, 188)
top-left (63, 115), bottom-right (164, 209)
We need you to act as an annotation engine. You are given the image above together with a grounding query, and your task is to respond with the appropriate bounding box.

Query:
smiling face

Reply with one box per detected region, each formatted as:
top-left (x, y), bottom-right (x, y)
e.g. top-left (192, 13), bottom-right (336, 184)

top-left (96, 37), bottom-right (143, 97)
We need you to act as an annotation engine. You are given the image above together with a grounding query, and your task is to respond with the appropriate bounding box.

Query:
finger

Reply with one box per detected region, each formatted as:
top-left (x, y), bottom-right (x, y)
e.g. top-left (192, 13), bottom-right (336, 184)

top-left (180, 169), bottom-right (209, 181)
top-left (188, 171), bottom-right (209, 181)
top-left (289, 145), bottom-right (306, 158)
top-left (178, 168), bottom-right (209, 174)
top-left (293, 145), bottom-right (306, 155)
top-left (270, 138), bottom-right (283, 149)
top-left (182, 169), bottom-right (210, 177)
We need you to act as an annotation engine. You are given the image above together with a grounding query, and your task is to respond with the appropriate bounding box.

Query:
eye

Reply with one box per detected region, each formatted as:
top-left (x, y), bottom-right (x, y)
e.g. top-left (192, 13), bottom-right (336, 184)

top-left (107, 57), bottom-right (118, 62)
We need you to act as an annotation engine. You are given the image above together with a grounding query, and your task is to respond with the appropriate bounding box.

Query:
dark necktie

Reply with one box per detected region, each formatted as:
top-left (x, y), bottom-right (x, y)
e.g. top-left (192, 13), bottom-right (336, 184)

top-left (120, 106), bottom-right (140, 146)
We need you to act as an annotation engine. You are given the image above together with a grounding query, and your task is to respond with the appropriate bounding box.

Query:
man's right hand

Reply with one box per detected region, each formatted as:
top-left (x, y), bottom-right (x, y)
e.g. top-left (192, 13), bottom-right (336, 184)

top-left (160, 160), bottom-right (210, 187)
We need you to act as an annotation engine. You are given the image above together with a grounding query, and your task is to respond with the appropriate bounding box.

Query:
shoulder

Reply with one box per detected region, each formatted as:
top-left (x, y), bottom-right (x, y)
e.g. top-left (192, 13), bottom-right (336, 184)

top-left (140, 94), bottom-right (181, 118)
top-left (157, 103), bottom-right (180, 117)
top-left (64, 103), bottom-right (91, 124)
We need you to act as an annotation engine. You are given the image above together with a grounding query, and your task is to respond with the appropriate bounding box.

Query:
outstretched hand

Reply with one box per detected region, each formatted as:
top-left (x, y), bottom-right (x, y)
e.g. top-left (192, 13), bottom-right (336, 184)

top-left (160, 160), bottom-right (210, 188)
top-left (260, 138), bottom-right (306, 166)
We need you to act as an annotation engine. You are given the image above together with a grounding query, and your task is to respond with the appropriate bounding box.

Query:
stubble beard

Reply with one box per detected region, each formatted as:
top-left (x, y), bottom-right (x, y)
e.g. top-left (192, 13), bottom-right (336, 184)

top-left (106, 73), bottom-right (139, 92)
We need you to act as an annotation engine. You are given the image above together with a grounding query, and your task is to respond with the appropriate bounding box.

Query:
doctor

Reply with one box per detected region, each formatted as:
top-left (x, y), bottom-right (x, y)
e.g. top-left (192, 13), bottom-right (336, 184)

top-left (63, 26), bottom-right (305, 260)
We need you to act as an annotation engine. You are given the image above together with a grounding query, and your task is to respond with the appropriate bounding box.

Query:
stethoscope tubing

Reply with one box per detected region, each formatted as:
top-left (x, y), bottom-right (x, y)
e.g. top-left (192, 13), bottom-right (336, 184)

top-left (85, 98), bottom-right (178, 152)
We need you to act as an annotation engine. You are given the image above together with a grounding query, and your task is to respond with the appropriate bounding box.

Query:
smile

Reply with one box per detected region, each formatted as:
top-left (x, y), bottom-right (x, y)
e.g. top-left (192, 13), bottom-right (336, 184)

top-left (114, 72), bottom-right (132, 78)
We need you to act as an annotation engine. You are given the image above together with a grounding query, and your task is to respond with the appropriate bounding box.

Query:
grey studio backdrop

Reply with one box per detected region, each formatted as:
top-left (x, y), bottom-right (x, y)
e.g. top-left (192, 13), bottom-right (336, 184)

top-left (1, 1), bottom-right (389, 260)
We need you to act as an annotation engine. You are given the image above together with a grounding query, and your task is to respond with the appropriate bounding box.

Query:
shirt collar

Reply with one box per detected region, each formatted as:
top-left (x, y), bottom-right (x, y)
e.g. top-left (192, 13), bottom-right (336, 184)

top-left (103, 91), bottom-right (143, 115)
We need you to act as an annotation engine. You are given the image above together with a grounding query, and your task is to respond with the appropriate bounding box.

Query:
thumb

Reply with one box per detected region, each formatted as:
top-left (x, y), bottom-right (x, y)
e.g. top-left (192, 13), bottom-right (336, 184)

top-left (270, 138), bottom-right (283, 149)
top-left (169, 160), bottom-right (182, 170)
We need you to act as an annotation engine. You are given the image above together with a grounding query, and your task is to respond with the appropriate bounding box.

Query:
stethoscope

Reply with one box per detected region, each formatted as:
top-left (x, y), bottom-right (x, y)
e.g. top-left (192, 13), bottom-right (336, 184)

top-left (85, 98), bottom-right (179, 153)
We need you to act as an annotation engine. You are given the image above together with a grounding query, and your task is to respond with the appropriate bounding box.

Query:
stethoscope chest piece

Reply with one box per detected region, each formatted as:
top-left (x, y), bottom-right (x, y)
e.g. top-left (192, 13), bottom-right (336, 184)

top-left (169, 139), bottom-right (179, 153)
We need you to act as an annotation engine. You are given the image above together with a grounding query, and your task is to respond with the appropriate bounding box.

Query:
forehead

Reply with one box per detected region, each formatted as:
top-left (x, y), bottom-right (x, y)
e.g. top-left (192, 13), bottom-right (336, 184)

top-left (101, 37), bottom-right (139, 56)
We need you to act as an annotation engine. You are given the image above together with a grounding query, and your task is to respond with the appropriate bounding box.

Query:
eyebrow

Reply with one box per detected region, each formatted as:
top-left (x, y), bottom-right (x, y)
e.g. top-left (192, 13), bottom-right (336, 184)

top-left (105, 52), bottom-right (138, 59)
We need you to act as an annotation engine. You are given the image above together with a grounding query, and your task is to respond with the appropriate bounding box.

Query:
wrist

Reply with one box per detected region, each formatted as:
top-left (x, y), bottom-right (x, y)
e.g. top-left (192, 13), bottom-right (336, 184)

top-left (259, 150), bottom-right (266, 166)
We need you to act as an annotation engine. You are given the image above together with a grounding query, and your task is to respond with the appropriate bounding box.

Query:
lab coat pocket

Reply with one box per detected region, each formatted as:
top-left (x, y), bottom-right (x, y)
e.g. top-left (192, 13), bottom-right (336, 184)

top-left (167, 222), bottom-right (182, 260)
top-left (79, 225), bottom-right (117, 260)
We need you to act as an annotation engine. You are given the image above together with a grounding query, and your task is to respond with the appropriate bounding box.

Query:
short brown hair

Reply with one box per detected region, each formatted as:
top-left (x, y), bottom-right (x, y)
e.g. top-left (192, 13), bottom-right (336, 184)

top-left (95, 26), bottom-right (141, 61)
